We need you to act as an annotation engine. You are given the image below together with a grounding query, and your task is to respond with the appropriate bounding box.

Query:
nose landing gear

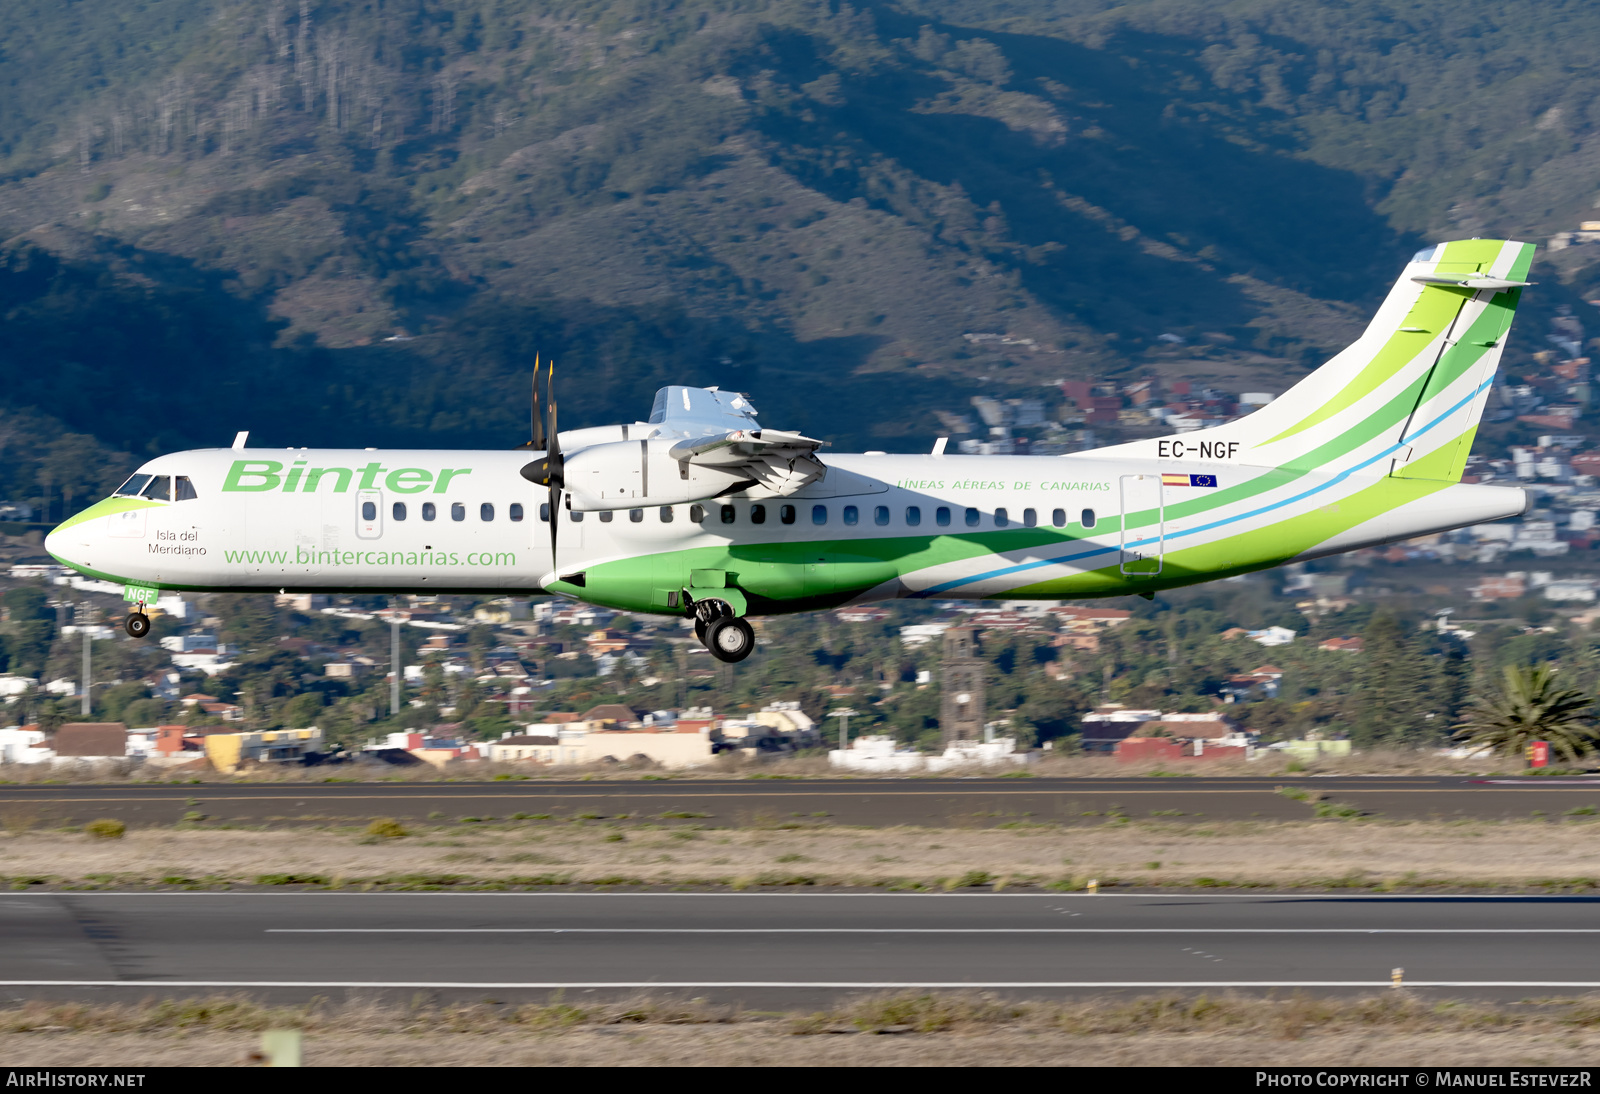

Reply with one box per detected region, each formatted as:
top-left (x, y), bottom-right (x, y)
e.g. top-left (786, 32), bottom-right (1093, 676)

top-left (124, 612), bottom-right (150, 638)
top-left (686, 592), bottom-right (755, 663)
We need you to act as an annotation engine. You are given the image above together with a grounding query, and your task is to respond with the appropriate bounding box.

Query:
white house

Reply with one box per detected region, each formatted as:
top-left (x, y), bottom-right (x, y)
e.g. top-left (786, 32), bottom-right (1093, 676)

top-left (1247, 626), bottom-right (1296, 647)
top-left (899, 623), bottom-right (951, 647)
top-left (0, 675), bottom-right (37, 698)
top-left (926, 737), bottom-right (1034, 772)
top-left (0, 726), bottom-right (50, 764)
top-left (1545, 580), bottom-right (1598, 602)
top-left (829, 736), bottom-right (924, 773)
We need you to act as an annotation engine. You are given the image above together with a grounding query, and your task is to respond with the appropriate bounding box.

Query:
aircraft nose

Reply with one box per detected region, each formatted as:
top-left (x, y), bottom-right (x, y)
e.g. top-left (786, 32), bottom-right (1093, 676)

top-left (44, 524), bottom-right (76, 568)
top-left (45, 509), bottom-right (99, 572)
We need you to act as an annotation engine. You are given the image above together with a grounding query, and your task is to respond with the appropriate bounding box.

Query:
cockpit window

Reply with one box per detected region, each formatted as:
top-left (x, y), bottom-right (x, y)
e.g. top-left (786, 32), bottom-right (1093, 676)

top-left (114, 474), bottom-right (152, 498)
top-left (174, 476), bottom-right (197, 501)
top-left (141, 476), bottom-right (171, 501)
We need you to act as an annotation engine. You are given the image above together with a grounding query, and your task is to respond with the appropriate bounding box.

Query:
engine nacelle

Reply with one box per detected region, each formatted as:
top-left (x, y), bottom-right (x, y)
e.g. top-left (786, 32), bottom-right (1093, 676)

top-left (560, 439), bottom-right (752, 511)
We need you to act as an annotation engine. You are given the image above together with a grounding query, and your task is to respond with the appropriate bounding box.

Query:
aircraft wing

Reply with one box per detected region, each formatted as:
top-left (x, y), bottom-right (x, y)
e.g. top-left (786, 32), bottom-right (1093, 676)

top-left (649, 386), bottom-right (826, 496)
top-left (648, 386), bottom-right (763, 437)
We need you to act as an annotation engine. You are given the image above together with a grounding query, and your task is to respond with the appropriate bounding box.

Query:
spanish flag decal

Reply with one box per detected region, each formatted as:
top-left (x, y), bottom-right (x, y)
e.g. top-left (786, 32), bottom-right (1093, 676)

top-left (1162, 473), bottom-right (1218, 488)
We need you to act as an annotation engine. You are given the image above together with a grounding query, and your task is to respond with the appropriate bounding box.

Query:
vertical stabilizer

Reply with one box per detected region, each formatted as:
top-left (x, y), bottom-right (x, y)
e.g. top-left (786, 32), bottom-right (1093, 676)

top-left (1086, 239), bottom-right (1534, 482)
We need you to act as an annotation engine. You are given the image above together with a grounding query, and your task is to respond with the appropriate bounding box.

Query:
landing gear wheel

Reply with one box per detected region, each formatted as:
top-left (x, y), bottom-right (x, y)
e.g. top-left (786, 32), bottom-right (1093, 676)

top-left (705, 616), bottom-right (755, 663)
top-left (124, 612), bottom-right (150, 639)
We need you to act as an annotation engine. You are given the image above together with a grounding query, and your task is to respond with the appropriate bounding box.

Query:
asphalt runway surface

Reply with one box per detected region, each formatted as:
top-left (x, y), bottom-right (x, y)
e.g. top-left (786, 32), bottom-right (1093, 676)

top-left (3, 891), bottom-right (1600, 1004)
top-left (0, 777), bottom-right (1598, 828)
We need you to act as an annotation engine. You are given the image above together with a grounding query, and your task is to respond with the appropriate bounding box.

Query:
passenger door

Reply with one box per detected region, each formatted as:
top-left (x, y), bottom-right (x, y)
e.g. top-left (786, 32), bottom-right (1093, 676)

top-left (1119, 474), bottom-right (1164, 575)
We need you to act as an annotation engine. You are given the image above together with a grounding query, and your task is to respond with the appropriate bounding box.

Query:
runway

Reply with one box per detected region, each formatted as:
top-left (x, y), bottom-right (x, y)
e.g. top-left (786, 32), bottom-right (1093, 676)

top-left (4, 891), bottom-right (1600, 1003)
top-left (0, 776), bottom-right (1597, 828)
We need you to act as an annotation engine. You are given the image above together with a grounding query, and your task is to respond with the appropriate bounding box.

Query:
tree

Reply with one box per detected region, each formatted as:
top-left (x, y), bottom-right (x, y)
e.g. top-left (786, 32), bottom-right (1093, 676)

top-left (120, 698), bottom-right (166, 727)
top-left (1348, 612), bottom-right (1450, 748)
top-left (279, 691), bottom-right (325, 729)
top-left (1454, 665), bottom-right (1597, 764)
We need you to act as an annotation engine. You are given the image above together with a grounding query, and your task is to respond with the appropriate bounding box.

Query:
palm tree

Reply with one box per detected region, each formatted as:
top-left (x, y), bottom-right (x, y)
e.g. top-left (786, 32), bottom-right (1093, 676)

top-left (1453, 665), bottom-right (1597, 763)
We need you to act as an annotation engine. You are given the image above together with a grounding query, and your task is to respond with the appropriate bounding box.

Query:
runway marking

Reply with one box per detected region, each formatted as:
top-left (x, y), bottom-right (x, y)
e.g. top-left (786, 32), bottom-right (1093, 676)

top-left (264, 927), bottom-right (1600, 934)
top-left (3, 980), bottom-right (1600, 989)
top-left (0, 787), bottom-right (1589, 805)
top-left (10, 890), bottom-right (1599, 899)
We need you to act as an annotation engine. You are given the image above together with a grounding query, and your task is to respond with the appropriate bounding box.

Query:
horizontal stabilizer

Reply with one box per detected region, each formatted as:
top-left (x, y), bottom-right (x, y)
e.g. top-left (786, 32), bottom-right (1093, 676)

top-left (1411, 274), bottom-right (1532, 290)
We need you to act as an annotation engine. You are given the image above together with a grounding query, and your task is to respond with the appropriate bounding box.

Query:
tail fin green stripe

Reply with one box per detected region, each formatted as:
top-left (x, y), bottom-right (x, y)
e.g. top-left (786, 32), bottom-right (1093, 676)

top-left (1262, 289), bottom-right (1465, 446)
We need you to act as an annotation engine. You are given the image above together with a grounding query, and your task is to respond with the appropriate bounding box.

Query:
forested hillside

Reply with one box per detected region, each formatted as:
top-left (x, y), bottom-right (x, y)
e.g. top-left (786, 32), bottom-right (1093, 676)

top-left (1, 0), bottom-right (1596, 509)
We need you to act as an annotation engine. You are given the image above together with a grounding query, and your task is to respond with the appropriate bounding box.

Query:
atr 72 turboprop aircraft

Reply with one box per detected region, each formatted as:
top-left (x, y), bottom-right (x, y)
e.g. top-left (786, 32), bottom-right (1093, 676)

top-left (47, 238), bottom-right (1535, 663)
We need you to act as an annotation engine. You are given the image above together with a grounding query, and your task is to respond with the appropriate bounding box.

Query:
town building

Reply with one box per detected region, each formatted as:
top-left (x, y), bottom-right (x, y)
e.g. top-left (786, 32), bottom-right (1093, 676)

top-left (202, 728), bottom-right (324, 773)
top-left (487, 734), bottom-right (563, 763)
top-left (0, 725), bottom-right (50, 764)
top-left (579, 725), bottom-right (715, 768)
top-left (49, 723), bottom-right (130, 766)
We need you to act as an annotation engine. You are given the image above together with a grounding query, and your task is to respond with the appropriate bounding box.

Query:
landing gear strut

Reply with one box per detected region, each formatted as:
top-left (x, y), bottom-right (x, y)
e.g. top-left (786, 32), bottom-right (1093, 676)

top-left (687, 593), bottom-right (754, 663)
top-left (124, 612), bottom-right (150, 639)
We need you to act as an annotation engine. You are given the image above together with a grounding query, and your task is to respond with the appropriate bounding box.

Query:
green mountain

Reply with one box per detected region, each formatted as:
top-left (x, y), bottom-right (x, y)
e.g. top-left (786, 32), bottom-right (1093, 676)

top-left (2, 0), bottom-right (1598, 513)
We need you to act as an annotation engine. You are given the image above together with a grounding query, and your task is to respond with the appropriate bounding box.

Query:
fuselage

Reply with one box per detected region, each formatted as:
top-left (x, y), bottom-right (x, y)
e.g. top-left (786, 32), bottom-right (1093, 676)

top-left (45, 445), bottom-right (1526, 614)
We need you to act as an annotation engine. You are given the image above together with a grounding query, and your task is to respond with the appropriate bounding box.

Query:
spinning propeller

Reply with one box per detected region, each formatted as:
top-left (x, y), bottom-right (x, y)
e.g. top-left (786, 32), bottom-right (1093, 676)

top-left (517, 358), bottom-right (565, 573)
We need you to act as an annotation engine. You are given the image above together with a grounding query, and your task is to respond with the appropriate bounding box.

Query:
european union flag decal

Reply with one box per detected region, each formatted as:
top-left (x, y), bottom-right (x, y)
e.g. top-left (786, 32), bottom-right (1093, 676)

top-left (1190, 474), bottom-right (1218, 488)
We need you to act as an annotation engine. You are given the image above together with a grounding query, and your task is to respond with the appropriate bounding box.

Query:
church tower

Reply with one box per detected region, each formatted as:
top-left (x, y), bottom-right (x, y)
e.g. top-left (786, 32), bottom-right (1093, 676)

top-left (939, 625), bottom-right (985, 746)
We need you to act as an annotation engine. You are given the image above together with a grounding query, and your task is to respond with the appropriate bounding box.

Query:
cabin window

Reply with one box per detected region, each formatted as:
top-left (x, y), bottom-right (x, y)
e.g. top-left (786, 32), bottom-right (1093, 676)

top-left (361, 501), bottom-right (377, 521)
top-left (481, 503), bottom-right (495, 521)
top-left (630, 508), bottom-right (645, 523)
top-left (1052, 508), bottom-right (1066, 528)
top-left (660, 506), bottom-right (674, 522)
top-left (451, 503), bottom-right (465, 521)
top-left (1023, 508), bottom-right (1037, 528)
top-left (935, 507), bottom-right (951, 527)
top-left (141, 476), bottom-right (170, 502)
top-left (750, 504), bottom-right (766, 524)
top-left (780, 504), bottom-right (796, 525)
top-left (174, 476), bottom-right (198, 501)
top-left (427, 503), bottom-right (439, 521)
top-left (599, 510), bottom-right (614, 523)
top-left (720, 504), bottom-right (736, 525)
top-left (393, 502), bottom-right (407, 521)
top-left (114, 474), bottom-right (152, 498)
top-left (843, 505), bottom-right (859, 526)
top-left (874, 505), bottom-right (890, 526)
top-left (812, 505), bottom-right (828, 526)
top-left (509, 503), bottom-right (524, 522)
top-left (570, 509), bottom-right (583, 522)
top-left (995, 508), bottom-right (1009, 527)
top-left (536, 503), bottom-right (546, 522)
top-left (1081, 508), bottom-right (1097, 529)
top-left (690, 504), bottom-right (706, 522)
top-left (906, 506), bottom-right (921, 527)
top-left (964, 507), bottom-right (980, 527)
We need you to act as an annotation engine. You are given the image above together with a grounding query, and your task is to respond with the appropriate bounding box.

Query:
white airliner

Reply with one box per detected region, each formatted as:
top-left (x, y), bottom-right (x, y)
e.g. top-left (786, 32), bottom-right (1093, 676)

top-left (47, 238), bottom-right (1533, 663)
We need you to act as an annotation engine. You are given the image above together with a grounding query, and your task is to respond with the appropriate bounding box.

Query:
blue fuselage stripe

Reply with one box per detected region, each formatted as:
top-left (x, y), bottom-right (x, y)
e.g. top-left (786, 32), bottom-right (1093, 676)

top-left (911, 377), bottom-right (1492, 596)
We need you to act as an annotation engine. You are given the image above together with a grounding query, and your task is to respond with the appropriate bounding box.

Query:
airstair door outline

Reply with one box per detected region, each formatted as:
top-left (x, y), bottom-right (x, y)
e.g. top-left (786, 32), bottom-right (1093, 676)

top-left (1119, 474), bottom-right (1164, 576)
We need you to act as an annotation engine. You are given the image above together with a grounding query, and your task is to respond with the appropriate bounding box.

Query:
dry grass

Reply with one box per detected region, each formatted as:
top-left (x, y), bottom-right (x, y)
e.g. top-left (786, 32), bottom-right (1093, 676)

top-left (7, 993), bottom-right (1600, 1066)
top-left (0, 746), bottom-right (1548, 785)
top-left (4, 815), bottom-right (1600, 891)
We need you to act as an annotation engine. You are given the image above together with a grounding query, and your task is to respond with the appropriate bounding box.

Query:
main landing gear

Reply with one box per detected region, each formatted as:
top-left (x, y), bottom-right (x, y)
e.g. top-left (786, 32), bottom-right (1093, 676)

top-left (124, 612), bottom-right (150, 638)
top-left (688, 594), bottom-right (755, 663)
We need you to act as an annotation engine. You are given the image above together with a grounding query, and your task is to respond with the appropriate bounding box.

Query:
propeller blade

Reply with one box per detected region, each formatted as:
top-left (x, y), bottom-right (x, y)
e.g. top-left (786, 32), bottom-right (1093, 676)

top-left (530, 354), bottom-right (545, 451)
top-left (547, 360), bottom-right (559, 458)
top-left (546, 362), bottom-right (561, 576)
top-left (550, 484), bottom-right (562, 575)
